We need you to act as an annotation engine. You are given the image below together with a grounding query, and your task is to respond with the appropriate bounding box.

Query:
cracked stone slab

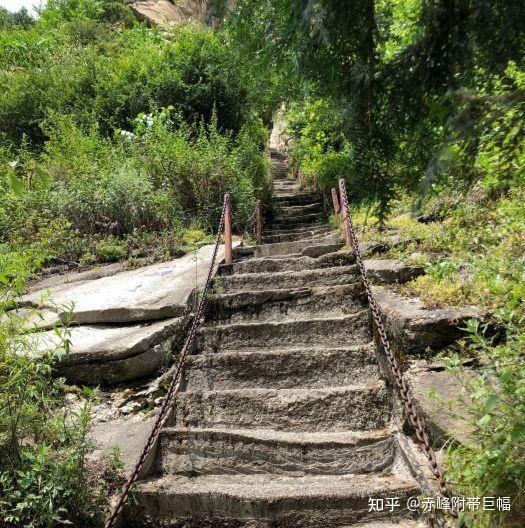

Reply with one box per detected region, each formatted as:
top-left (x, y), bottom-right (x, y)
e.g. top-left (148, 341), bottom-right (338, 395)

top-left (21, 244), bottom-right (228, 325)
top-left (28, 317), bottom-right (182, 384)
top-left (372, 285), bottom-right (484, 355)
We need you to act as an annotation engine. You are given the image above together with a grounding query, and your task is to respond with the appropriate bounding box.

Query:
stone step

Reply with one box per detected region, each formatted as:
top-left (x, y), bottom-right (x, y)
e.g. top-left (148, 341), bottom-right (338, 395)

top-left (263, 226), bottom-right (334, 243)
top-left (225, 249), bottom-right (355, 275)
top-left (275, 193), bottom-right (319, 206)
top-left (264, 223), bottom-right (332, 236)
top-left (215, 265), bottom-right (359, 293)
top-left (126, 473), bottom-right (419, 527)
top-left (173, 384), bottom-right (391, 431)
top-left (253, 238), bottom-right (344, 258)
top-left (206, 284), bottom-right (365, 324)
top-left (156, 427), bottom-right (396, 476)
top-left (278, 202), bottom-right (323, 217)
top-left (183, 344), bottom-right (379, 390)
top-left (251, 236), bottom-right (341, 258)
top-left (197, 311), bottom-right (371, 352)
top-left (272, 212), bottom-right (326, 228)
top-left (348, 522), bottom-right (428, 528)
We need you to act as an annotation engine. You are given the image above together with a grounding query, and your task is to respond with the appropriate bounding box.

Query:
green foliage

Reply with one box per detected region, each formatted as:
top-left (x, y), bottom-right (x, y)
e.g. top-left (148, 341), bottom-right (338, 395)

top-left (445, 323), bottom-right (525, 528)
top-left (0, 278), bottom-right (123, 527)
top-left (0, 8), bottom-right (34, 30)
top-left (230, 0), bottom-right (525, 221)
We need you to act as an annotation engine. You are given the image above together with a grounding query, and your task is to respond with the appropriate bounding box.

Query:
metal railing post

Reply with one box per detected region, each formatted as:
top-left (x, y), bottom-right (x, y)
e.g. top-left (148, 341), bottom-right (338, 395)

top-left (331, 187), bottom-right (340, 225)
top-left (224, 193), bottom-right (232, 264)
top-left (255, 200), bottom-right (262, 245)
top-left (338, 179), bottom-right (351, 246)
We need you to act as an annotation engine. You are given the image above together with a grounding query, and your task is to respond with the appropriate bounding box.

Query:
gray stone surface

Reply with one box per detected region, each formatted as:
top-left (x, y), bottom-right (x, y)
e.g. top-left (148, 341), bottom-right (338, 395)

top-left (404, 361), bottom-right (474, 446)
top-left (126, 473), bottom-right (419, 527)
top-left (372, 285), bottom-right (484, 355)
top-left (173, 384), bottom-right (391, 432)
top-left (182, 344), bottom-right (379, 390)
top-left (207, 283), bottom-right (365, 323)
top-left (217, 265), bottom-right (360, 293)
top-left (22, 244), bottom-right (227, 325)
top-left (90, 416), bottom-right (156, 474)
top-left (365, 259), bottom-right (424, 284)
top-left (157, 427), bottom-right (395, 476)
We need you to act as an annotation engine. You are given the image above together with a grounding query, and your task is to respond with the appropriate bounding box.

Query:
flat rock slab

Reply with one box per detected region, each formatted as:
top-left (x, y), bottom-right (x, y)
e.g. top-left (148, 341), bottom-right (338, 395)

top-left (365, 259), bottom-right (424, 284)
top-left (90, 416), bottom-right (156, 475)
top-left (372, 285), bottom-right (484, 355)
top-left (21, 244), bottom-right (226, 326)
top-left (29, 318), bottom-right (182, 384)
top-left (404, 361), bottom-right (474, 446)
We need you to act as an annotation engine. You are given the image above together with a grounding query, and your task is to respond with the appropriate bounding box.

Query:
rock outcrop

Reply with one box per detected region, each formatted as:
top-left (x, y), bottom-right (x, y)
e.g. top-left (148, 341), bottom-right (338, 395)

top-left (20, 244), bottom-right (228, 384)
top-left (373, 285), bottom-right (484, 355)
top-left (130, 0), bottom-right (216, 28)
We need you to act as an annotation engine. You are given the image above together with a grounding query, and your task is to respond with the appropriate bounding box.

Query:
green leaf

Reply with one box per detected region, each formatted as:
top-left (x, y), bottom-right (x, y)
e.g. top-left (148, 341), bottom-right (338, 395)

top-left (485, 394), bottom-right (498, 411)
top-left (477, 414), bottom-right (491, 426)
top-left (511, 423), bottom-right (525, 442)
top-left (33, 167), bottom-right (51, 188)
top-left (8, 172), bottom-right (25, 196)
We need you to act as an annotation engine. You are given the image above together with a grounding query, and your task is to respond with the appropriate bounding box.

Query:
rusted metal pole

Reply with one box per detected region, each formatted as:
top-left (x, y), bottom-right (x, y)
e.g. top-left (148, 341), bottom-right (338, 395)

top-left (255, 200), bottom-right (262, 245)
top-left (224, 193), bottom-right (232, 264)
top-left (331, 187), bottom-right (340, 225)
top-left (338, 179), bottom-right (351, 246)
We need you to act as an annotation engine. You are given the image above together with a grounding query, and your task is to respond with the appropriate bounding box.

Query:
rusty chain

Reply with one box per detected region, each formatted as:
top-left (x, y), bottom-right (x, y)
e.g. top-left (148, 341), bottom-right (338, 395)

top-left (103, 194), bottom-right (230, 528)
top-left (337, 181), bottom-right (461, 528)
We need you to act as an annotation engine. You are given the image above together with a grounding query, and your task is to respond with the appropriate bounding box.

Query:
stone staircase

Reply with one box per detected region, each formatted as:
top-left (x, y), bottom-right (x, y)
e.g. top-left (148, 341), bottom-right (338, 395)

top-left (124, 150), bottom-right (427, 527)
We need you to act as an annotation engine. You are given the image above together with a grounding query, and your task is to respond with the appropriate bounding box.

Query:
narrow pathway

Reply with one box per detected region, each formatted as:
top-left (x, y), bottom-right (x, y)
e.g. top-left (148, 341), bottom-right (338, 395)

top-left (125, 150), bottom-right (426, 527)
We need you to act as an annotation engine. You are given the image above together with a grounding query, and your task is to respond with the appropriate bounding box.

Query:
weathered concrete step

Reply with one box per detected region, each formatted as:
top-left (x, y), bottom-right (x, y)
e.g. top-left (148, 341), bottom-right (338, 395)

top-left (173, 383), bottom-right (391, 431)
top-left (278, 202), bottom-right (323, 217)
top-left (126, 473), bottom-right (419, 527)
top-left (216, 265), bottom-right (359, 293)
top-left (197, 311), bottom-right (371, 351)
top-left (206, 284), bottom-right (365, 324)
top-left (156, 427), bottom-right (396, 476)
top-left (183, 344), bottom-right (379, 390)
top-left (223, 249), bottom-right (355, 275)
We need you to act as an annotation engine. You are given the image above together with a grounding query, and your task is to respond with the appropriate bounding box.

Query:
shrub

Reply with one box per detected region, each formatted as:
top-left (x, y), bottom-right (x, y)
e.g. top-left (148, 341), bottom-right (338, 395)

top-left (0, 256), bottom-right (123, 526)
top-left (445, 322), bottom-right (525, 528)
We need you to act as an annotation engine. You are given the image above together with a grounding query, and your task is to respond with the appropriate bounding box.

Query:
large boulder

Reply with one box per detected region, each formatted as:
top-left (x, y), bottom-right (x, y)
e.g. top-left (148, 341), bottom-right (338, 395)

top-left (372, 285), bottom-right (484, 355)
top-left (131, 0), bottom-right (207, 28)
top-left (21, 244), bottom-right (227, 326)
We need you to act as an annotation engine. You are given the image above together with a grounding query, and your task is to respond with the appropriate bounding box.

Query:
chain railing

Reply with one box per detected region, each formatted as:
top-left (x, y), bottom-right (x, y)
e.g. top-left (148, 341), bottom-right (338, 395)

top-left (335, 179), bottom-right (461, 528)
top-left (103, 194), bottom-right (230, 528)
